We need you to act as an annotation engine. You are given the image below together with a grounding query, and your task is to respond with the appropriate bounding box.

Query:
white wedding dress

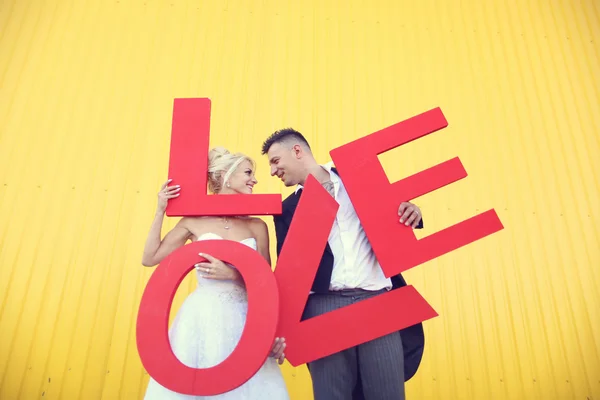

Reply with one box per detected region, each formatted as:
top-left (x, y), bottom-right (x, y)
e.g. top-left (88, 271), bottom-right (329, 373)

top-left (144, 232), bottom-right (290, 399)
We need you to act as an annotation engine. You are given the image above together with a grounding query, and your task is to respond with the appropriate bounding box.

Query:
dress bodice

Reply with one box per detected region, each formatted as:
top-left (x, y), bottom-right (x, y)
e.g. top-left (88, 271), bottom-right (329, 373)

top-left (196, 232), bottom-right (257, 250)
top-left (194, 233), bottom-right (256, 296)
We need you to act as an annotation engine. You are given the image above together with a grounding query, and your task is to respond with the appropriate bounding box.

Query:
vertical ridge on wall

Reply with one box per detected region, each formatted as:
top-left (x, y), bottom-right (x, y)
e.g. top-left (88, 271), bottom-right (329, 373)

top-left (0, 0), bottom-right (599, 399)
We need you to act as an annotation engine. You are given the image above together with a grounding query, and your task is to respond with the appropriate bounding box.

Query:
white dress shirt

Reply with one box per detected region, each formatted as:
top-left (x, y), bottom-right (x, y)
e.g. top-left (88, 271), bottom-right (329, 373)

top-left (296, 162), bottom-right (392, 292)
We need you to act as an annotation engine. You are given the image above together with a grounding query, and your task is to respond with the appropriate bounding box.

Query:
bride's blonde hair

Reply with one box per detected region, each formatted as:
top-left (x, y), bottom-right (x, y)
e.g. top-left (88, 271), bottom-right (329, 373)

top-left (207, 147), bottom-right (254, 193)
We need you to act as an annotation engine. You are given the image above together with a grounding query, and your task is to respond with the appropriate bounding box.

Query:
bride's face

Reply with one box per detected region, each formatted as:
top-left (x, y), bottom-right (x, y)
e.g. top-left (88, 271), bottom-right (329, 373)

top-left (224, 159), bottom-right (258, 194)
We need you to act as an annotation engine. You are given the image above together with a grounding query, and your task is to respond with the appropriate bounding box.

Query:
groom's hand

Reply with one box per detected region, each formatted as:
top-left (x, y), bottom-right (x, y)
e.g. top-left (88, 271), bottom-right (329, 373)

top-left (270, 337), bottom-right (286, 365)
top-left (398, 201), bottom-right (422, 228)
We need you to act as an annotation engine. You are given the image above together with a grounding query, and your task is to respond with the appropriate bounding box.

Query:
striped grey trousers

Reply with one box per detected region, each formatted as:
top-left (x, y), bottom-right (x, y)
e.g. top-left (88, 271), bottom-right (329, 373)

top-left (302, 289), bottom-right (406, 400)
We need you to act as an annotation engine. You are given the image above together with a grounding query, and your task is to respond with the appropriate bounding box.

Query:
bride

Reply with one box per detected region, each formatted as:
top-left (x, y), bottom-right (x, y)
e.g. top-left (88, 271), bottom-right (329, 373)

top-left (141, 147), bottom-right (290, 399)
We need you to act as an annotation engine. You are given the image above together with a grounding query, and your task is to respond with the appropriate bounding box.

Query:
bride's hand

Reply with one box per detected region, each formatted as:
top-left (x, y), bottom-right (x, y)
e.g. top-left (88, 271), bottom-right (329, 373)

top-left (270, 337), bottom-right (286, 365)
top-left (195, 253), bottom-right (241, 281)
top-left (157, 179), bottom-right (180, 214)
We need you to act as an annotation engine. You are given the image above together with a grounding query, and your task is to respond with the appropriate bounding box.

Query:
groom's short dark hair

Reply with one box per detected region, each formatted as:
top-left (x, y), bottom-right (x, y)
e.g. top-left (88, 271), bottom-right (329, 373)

top-left (261, 128), bottom-right (311, 155)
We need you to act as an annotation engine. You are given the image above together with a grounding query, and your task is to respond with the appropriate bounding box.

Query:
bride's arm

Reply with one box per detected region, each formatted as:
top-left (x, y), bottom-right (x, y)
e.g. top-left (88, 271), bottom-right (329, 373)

top-left (250, 218), bottom-right (287, 364)
top-left (142, 180), bottom-right (192, 266)
top-left (142, 216), bottom-right (192, 267)
top-left (251, 218), bottom-right (271, 267)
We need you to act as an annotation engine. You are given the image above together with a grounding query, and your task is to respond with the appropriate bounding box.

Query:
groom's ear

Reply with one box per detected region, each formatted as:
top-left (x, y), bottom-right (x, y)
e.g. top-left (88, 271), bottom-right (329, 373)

top-left (292, 144), bottom-right (304, 158)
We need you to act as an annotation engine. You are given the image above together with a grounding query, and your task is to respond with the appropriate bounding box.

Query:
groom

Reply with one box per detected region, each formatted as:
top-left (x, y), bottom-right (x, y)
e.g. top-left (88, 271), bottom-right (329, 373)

top-left (262, 128), bottom-right (425, 400)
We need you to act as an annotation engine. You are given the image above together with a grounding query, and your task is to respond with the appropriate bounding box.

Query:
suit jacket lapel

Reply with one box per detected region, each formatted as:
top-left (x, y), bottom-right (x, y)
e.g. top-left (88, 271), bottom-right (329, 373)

top-left (285, 188), bottom-right (302, 217)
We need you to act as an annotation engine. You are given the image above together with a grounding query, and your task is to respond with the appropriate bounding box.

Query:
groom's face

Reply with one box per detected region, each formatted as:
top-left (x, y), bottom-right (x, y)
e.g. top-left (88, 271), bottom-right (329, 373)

top-left (267, 142), bottom-right (302, 187)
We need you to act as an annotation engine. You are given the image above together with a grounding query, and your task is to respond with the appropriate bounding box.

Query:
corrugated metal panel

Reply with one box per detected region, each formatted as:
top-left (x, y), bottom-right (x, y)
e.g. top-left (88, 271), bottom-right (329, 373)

top-left (0, 0), bottom-right (598, 399)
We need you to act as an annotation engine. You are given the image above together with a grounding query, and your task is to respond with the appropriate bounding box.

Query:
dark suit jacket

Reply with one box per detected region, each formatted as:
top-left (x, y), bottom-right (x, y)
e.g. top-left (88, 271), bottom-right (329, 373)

top-left (272, 168), bottom-right (426, 382)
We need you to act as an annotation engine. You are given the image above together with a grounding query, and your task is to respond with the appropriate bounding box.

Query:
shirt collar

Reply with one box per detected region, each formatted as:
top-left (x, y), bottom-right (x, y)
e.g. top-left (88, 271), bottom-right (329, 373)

top-left (295, 161), bottom-right (335, 194)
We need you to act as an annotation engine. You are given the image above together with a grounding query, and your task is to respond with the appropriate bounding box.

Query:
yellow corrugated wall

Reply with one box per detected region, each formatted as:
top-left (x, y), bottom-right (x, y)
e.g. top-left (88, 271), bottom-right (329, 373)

top-left (0, 0), bottom-right (598, 399)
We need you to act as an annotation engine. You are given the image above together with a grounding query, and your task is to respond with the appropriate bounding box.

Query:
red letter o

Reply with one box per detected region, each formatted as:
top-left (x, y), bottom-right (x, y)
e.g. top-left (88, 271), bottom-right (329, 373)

top-left (136, 240), bottom-right (279, 395)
